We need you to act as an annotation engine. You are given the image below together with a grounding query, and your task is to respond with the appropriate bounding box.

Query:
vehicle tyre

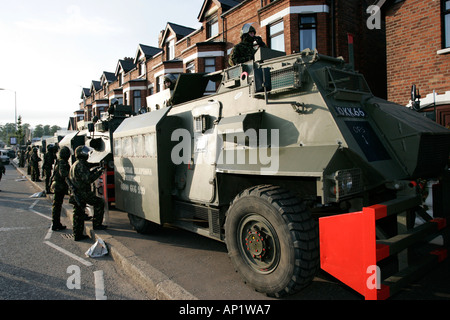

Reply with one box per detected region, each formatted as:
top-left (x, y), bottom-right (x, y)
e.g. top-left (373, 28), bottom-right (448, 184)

top-left (128, 213), bottom-right (160, 234)
top-left (225, 185), bottom-right (319, 297)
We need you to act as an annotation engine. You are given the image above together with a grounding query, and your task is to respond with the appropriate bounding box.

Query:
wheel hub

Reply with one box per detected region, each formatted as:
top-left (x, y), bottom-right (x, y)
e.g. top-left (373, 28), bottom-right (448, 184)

top-left (238, 214), bottom-right (280, 274)
top-left (245, 230), bottom-right (267, 258)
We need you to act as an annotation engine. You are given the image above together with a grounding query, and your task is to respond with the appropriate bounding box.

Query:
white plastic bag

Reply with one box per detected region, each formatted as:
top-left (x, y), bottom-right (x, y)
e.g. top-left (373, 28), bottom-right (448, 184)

top-left (30, 191), bottom-right (46, 198)
top-left (85, 238), bottom-right (108, 258)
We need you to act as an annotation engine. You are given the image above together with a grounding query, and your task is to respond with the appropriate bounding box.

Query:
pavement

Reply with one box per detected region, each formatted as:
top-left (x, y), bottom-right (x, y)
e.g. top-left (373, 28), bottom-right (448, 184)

top-left (11, 161), bottom-right (450, 301)
top-left (12, 162), bottom-right (198, 300)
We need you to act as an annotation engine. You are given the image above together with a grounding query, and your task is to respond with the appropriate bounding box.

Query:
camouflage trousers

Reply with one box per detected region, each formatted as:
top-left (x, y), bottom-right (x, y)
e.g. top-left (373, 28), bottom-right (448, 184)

top-left (43, 168), bottom-right (52, 192)
top-left (51, 190), bottom-right (65, 226)
top-left (31, 165), bottom-right (40, 181)
top-left (71, 191), bottom-right (105, 238)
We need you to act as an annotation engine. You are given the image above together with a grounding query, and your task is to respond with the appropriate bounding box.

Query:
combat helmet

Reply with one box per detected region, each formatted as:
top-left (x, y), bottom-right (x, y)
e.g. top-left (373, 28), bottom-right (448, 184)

top-left (58, 146), bottom-right (71, 161)
top-left (74, 145), bottom-right (92, 161)
top-left (240, 23), bottom-right (256, 39)
top-left (164, 74), bottom-right (178, 90)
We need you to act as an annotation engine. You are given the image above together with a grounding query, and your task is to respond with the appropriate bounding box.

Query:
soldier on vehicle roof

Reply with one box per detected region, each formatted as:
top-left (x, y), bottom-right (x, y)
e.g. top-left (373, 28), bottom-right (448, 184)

top-left (164, 74), bottom-right (177, 91)
top-left (163, 73), bottom-right (178, 106)
top-left (229, 23), bottom-right (266, 66)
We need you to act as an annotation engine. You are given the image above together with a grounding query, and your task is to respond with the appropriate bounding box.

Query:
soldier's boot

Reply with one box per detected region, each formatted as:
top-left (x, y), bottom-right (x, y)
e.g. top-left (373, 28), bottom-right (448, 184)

top-left (52, 212), bottom-right (66, 231)
top-left (52, 194), bottom-right (64, 225)
top-left (73, 206), bottom-right (88, 241)
top-left (45, 177), bottom-right (53, 194)
top-left (92, 197), bottom-right (107, 230)
top-left (52, 223), bottom-right (66, 231)
top-left (74, 235), bottom-right (89, 241)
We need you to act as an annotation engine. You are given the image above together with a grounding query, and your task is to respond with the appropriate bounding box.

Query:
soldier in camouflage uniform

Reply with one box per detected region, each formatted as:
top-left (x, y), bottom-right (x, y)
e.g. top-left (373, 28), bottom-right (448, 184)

top-left (26, 146), bottom-right (32, 175)
top-left (50, 146), bottom-right (70, 231)
top-left (43, 144), bottom-right (56, 193)
top-left (229, 23), bottom-right (266, 66)
top-left (30, 147), bottom-right (42, 182)
top-left (69, 146), bottom-right (106, 241)
top-left (19, 148), bottom-right (25, 167)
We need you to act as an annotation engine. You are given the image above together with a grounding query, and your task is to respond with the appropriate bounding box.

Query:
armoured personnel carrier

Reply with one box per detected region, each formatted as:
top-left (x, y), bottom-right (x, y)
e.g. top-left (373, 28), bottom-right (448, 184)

top-left (112, 48), bottom-right (450, 299)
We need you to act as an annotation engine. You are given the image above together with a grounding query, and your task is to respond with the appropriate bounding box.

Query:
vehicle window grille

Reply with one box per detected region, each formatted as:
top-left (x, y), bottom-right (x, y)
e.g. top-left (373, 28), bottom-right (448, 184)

top-left (270, 66), bottom-right (300, 91)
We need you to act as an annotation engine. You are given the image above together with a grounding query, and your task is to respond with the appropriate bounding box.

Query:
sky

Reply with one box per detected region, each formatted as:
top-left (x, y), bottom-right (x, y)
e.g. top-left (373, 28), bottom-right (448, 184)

top-left (0, 0), bottom-right (204, 129)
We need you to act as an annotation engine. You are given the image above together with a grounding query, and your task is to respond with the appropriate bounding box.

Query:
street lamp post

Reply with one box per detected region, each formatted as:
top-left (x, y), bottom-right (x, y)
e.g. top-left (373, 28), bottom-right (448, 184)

top-left (0, 88), bottom-right (17, 130)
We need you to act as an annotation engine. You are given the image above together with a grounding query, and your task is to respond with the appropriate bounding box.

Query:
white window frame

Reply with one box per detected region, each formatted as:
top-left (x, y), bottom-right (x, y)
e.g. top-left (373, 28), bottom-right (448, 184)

top-left (269, 20), bottom-right (285, 52)
top-left (444, 0), bottom-right (450, 48)
top-left (167, 40), bottom-right (175, 60)
top-left (299, 14), bottom-right (317, 51)
top-left (207, 15), bottom-right (219, 38)
top-left (204, 58), bottom-right (216, 93)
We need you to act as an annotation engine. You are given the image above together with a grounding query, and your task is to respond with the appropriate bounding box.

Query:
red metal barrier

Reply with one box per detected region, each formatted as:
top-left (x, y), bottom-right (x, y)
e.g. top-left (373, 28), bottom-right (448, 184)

top-left (100, 167), bottom-right (115, 206)
top-left (319, 202), bottom-right (447, 300)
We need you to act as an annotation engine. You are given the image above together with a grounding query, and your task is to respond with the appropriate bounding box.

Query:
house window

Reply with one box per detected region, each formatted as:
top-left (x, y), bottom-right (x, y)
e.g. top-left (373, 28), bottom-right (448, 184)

top-left (139, 61), bottom-right (146, 77)
top-left (186, 61), bottom-right (195, 73)
top-left (205, 58), bottom-right (216, 93)
top-left (133, 91), bottom-right (141, 113)
top-left (207, 15), bottom-right (219, 38)
top-left (299, 15), bottom-right (317, 51)
top-left (444, 0), bottom-right (450, 48)
top-left (269, 20), bottom-right (285, 52)
top-left (156, 76), bottom-right (163, 93)
top-left (148, 84), bottom-right (154, 96)
top-left (166, 40), bottom-right (175, 60)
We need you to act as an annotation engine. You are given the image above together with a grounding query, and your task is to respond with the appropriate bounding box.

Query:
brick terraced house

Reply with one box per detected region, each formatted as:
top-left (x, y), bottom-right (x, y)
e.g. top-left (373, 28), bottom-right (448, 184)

top-left (383, 0), bottom-right (450, 128)
top-left (72, 0), bottom-right (400, 129)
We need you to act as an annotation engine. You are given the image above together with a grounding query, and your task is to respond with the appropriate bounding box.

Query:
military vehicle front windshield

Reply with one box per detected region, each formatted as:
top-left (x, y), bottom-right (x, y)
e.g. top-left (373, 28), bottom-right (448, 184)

top-left (327, 68), bottom-right (371, 94)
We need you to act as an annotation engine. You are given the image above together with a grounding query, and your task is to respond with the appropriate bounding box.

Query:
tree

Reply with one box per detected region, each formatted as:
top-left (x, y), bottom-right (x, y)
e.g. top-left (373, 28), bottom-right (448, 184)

top-left (43, 125), bottom-right (51, 136)
top-left (0, 123), bottom-right (16, 144)
top-left (33, 124), bottom-right (44, 138)
top-left (16, 116), bottom-right (25, 145)
top-left (51, 125), bottom-right (61, 135)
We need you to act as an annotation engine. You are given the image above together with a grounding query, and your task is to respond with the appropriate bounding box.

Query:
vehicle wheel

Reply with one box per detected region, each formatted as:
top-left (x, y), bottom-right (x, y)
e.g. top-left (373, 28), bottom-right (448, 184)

top-left (128, 213), bottom-right (160, 234)
top-left (225, 185), bottom-right (319, 297)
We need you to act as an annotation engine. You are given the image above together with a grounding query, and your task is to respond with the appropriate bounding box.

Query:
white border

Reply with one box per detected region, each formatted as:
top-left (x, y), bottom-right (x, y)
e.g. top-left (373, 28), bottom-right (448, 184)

top-left (183, 51), bottom-right (225, 64)
top-left (261, 5), bottom-right (330, 27)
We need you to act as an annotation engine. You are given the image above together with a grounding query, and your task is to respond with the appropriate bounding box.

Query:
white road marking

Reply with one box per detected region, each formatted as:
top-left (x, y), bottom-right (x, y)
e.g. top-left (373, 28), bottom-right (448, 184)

top-left (29, 200), bottom-right (39, 209)
top-left (17, 182), bottom-right (110, 300)
top-left (44, 241), bottom-right (93, 267)
top-left (25, 196), bottom-right (109, 300)
top-left (0, 227), bottom-right (32, 232)
top-left (29, 209), bottom-right (52, 221)
top-left (94, 270), bottom-right (107, 300)
top-left (44, 226), bottom-right (53, 240)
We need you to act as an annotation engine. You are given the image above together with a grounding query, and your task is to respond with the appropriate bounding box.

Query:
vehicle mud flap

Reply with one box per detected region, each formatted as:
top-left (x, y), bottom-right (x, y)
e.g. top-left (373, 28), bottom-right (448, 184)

top-left (319, 197), bottom-right (448, 300)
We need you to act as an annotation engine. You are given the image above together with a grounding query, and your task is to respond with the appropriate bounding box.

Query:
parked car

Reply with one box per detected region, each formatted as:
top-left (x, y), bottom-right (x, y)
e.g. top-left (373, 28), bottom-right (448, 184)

top-left (6, 149), bottom-right (15, 159)
top-left (0, 150), bottom-right (10, 164)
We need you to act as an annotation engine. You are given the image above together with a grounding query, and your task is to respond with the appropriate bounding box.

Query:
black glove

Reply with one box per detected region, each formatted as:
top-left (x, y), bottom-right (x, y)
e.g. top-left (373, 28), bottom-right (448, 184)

top-left (254, 36), bottom-right (265, 46)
